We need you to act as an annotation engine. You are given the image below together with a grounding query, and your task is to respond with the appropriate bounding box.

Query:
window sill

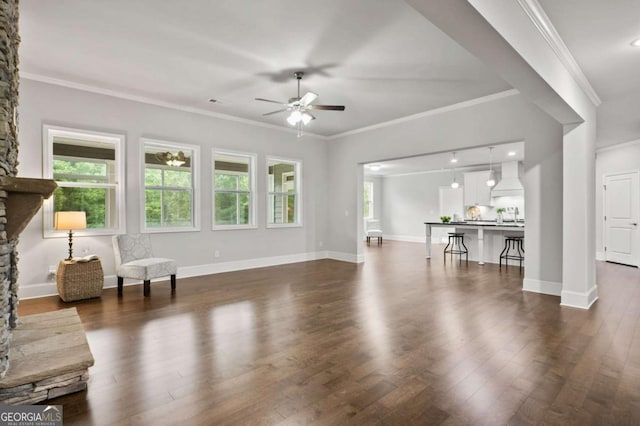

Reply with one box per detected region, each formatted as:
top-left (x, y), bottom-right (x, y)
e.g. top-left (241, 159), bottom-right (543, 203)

top-left (44, 228), bottom-right (124, 238)
top-left (266, 223), bottom-right (303, 229)
top-left (142, 226), bottom-right (201, 234)
top-left (212, 224), bottom-right (258, 231)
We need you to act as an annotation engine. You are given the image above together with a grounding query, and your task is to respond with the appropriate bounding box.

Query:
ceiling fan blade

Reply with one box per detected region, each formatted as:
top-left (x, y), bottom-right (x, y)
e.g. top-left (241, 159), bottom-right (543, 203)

top-left (299, 92), bottom-right (318, 106)
top-left (309, 105), bottom-right (345, 111)
top-left (262, 109), bottom-right (288, 116)
top-left (255, 97), bottom-right (287, 105)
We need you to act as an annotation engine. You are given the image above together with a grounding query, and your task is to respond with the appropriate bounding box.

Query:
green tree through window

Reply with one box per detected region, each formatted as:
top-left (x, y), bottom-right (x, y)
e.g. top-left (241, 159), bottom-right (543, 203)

top-left (213, 152), bottom-right (254, 228)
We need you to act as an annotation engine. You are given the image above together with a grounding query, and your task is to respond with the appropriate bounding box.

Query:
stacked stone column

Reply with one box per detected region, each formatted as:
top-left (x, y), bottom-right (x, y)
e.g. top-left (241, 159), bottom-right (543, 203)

top-left (0, 0), bottom-right (21, 378)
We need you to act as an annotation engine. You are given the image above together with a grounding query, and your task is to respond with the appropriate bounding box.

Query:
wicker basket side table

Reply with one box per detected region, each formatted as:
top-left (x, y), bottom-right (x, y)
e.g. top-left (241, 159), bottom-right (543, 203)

top-left (56, 259), bottom-right (104, 302)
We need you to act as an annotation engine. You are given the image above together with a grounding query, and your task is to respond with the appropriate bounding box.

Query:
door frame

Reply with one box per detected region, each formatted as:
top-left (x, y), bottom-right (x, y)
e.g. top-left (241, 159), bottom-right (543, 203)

top-left (602, 169), bottom-right (640, 267)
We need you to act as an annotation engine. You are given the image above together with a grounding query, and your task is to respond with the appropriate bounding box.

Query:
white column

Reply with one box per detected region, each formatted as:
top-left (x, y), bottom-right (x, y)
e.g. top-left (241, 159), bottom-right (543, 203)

top-left (561, 120), bottom-right (598, 308)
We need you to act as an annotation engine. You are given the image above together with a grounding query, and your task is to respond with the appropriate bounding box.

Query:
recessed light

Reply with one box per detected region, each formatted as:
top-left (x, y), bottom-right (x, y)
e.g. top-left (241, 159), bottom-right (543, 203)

top-left (507, 151), bottom-right (516, 157)
top-left (368, 164), bottom-right (382, 171)
top-left (631, 38), bottom-right (640, 47)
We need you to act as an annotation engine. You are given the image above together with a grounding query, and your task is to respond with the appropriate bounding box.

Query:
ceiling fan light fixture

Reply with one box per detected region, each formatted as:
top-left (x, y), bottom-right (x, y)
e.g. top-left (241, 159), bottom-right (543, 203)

top-left (287, 110), bottom-right (300, 126)
top-left (155, 151), bottom-right (187, 167)
top-left (301, 111), bottom-right (313, 125)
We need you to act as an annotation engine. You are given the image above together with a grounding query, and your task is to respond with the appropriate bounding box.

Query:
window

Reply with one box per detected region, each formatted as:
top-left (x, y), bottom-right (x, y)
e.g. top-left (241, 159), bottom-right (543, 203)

top-left (213, 150), bottom-right (257, 229)
top-left (267, 157), bottom-right (301, 227)
top-left (364, 181), bottom-right (374, 219)
top-left (142, 139), bottom-right (200, 232)
top-left (43, 125), bottom-right (125, 237)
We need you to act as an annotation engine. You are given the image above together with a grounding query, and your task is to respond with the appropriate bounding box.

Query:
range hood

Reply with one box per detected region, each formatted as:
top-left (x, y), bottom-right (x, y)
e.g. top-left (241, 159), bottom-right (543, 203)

top-left (491, 161), bottom-right (524, 197)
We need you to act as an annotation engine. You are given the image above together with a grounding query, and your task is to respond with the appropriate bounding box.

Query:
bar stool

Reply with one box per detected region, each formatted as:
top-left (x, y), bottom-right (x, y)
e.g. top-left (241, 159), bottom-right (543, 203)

top-left (444, 232), bottom-right (468, 265)
top-left (500, 236), bottom-right (524, 271)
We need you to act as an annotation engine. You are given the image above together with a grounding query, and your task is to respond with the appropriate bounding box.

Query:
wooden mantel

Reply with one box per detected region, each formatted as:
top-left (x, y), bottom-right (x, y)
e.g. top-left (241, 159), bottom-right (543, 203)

top-left (0, 177), bottom-right (57, 240)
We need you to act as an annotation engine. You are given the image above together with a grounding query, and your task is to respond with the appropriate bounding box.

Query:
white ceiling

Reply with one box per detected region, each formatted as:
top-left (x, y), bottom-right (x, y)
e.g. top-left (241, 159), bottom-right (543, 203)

top-left (364, 141), bottom-right (524, 177)
top-left (19, 1), bottom-right (638, 146)
top-left (538, 0), bottom-right (640, 147)
top-left (18, 0), bottom-right (511, 137)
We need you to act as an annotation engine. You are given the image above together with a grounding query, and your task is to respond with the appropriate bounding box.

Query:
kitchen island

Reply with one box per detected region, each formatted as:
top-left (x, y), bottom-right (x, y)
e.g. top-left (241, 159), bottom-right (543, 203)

top-left (424, 221), bottom-right (524, 265)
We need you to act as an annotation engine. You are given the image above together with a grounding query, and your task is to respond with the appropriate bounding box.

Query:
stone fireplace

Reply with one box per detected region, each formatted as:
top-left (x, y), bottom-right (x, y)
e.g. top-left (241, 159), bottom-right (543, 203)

top-left (0, 1), bottom-right (95, 405)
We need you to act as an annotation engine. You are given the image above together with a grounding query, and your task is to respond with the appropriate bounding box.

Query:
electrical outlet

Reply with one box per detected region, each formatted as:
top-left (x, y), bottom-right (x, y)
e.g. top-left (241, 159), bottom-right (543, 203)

top-left (214, 250), bottom-right (220, 258)
top-left (318, 241), bottom-right (323, 248)
top-left (47, 265), bottom-right (57, 281)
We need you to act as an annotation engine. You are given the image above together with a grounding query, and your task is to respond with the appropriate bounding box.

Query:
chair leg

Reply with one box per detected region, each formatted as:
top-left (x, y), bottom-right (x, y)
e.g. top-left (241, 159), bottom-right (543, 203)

top-left (117, 277), bottom-right (123, 296)
top-left (143, 280), bottom-right (151, 297)
top-left (171, 274), bottom-right (176, 292)
top-left (461, 238), bottom-right (469, 265)
top-left (444, 236), bottom-right (451, 263)
top-left (378, 236), bottom-right (382, 245)
top-left (366, 236), bottom-right (370, 245)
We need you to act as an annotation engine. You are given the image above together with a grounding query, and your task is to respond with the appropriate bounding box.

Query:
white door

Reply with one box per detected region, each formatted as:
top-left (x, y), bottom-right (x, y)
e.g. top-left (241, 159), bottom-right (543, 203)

top-left (604, 171), bottom-right (640, 266)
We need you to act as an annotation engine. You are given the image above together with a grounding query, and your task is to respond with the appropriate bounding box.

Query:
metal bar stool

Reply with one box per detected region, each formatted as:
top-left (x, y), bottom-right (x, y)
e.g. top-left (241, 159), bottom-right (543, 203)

top-left (499, 236), bottom-right (524, 271)
top-left (444, 232), bottom-right (468, 265)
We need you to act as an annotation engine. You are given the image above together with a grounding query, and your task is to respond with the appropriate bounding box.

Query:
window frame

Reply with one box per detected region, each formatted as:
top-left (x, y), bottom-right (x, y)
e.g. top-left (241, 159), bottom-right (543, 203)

top-left (42, 124), bottom-right (125, 238)
top-left (212, 149), bottom-right (257, 231)
top-left (140, 138), bottom-right (200, 234)
top-left (364, 181), bottom-right (374, 220)
top-left (266, 156), bottom-right (303, 228)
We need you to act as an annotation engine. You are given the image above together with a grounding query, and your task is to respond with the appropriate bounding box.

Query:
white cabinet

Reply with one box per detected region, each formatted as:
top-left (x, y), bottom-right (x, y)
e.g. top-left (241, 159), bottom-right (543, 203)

top-left (464, 171), bottom-right (492, 206)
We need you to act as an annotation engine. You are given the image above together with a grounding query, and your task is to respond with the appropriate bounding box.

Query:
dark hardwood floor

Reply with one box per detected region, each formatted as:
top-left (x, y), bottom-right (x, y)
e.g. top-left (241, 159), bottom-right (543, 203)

top-left (19, 241), bottom-right (640, 425)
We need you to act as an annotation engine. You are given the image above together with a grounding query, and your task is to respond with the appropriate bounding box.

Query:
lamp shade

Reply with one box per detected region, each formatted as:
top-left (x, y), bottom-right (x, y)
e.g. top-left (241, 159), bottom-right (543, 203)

top-left (54, 211), bottom-right (87, 231)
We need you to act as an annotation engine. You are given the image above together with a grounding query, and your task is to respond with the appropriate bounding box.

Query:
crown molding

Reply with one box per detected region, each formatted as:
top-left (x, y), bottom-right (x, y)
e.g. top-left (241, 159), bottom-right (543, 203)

top-left (22, 73), bottom-right (525, 142)
top-left (327, 89), bottom-right (520, 140)
top-left (516, 0), bottom-right (601, 107)
top-left (20, 72), bottom-right (329, 140)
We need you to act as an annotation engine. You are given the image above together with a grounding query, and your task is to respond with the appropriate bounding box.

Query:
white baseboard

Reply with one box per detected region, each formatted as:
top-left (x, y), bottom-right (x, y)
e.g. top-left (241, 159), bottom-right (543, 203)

top-left (595, 251), bottom-right (605, 261)
top-left (561, 285), bottom-right (599, 310)
top-left (19, 251), bottom-right (332, 300)
top-left (384, 234), bottom-right (425, 243)
top-left (327, 251), bottom-right (364, 263)
top-left (178, 251), bottom-right (329, 278)
top-left (522, 278), bottom-right (562, 296)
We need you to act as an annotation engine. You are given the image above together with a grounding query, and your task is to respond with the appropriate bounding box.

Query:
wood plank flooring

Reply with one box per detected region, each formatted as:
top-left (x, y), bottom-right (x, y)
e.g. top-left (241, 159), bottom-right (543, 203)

top-left (19, 241), bottom-right (640, 425)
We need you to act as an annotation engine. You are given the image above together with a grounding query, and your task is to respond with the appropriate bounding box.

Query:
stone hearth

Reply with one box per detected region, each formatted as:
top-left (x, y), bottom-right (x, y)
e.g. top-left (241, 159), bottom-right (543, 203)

top-left (0, 308), bottom-right (94, 404)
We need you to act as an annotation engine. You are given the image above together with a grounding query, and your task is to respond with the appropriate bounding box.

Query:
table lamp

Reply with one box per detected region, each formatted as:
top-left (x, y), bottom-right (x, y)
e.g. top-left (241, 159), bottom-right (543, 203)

top-left (54, 211), bottom-right (87, 261)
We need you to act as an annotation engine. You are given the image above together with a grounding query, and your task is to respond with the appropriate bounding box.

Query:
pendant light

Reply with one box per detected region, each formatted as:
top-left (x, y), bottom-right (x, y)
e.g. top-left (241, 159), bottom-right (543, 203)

top-left (486, 146), bottom-right (496, 187)
top-left (451, 167), bottom-right (459, 189)
top-left (450, 151), bottom-right (458, 164)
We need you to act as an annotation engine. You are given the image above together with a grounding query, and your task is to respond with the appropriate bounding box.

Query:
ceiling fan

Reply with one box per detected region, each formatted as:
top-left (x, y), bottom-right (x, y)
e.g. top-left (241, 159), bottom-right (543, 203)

top-left (255, 71), bottom-right (345, 137)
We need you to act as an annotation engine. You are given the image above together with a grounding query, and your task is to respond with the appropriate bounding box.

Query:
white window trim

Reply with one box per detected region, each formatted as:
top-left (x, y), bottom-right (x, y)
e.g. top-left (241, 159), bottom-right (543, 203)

top-left (266, 155), bottom-right (303, 228)
top-left (42, 124), bottom-right (126, 238)
top-left (212, 149), bottom-right (257, 231)
top-left (140, 138), bottom-right (201, 233)
top-left (364, 181), bottom-right (374, 220)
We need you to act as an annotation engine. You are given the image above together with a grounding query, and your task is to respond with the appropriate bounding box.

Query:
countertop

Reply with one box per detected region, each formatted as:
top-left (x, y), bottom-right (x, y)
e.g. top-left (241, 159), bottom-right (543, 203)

top-left (425, 221), bottom-right (525, 228)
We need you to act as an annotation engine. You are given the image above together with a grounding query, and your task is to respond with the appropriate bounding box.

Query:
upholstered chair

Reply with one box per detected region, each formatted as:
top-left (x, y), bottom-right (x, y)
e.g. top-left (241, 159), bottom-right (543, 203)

top-left (112, 234), bottom-right (177, 297)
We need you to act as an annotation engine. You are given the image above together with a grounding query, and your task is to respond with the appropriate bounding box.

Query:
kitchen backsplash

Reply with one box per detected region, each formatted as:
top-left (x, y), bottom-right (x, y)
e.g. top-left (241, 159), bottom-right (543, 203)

top-left (465, 195), bottom-right (525, 221)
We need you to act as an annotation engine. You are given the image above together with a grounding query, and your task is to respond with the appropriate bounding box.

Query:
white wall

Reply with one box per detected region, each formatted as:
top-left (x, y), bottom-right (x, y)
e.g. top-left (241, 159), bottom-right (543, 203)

top-left (595, 140), bottom-right (640, 258)
top-left (381, 170), bottom-right (456, 242)
top-left (17, 79), bottom-right (329, 297)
